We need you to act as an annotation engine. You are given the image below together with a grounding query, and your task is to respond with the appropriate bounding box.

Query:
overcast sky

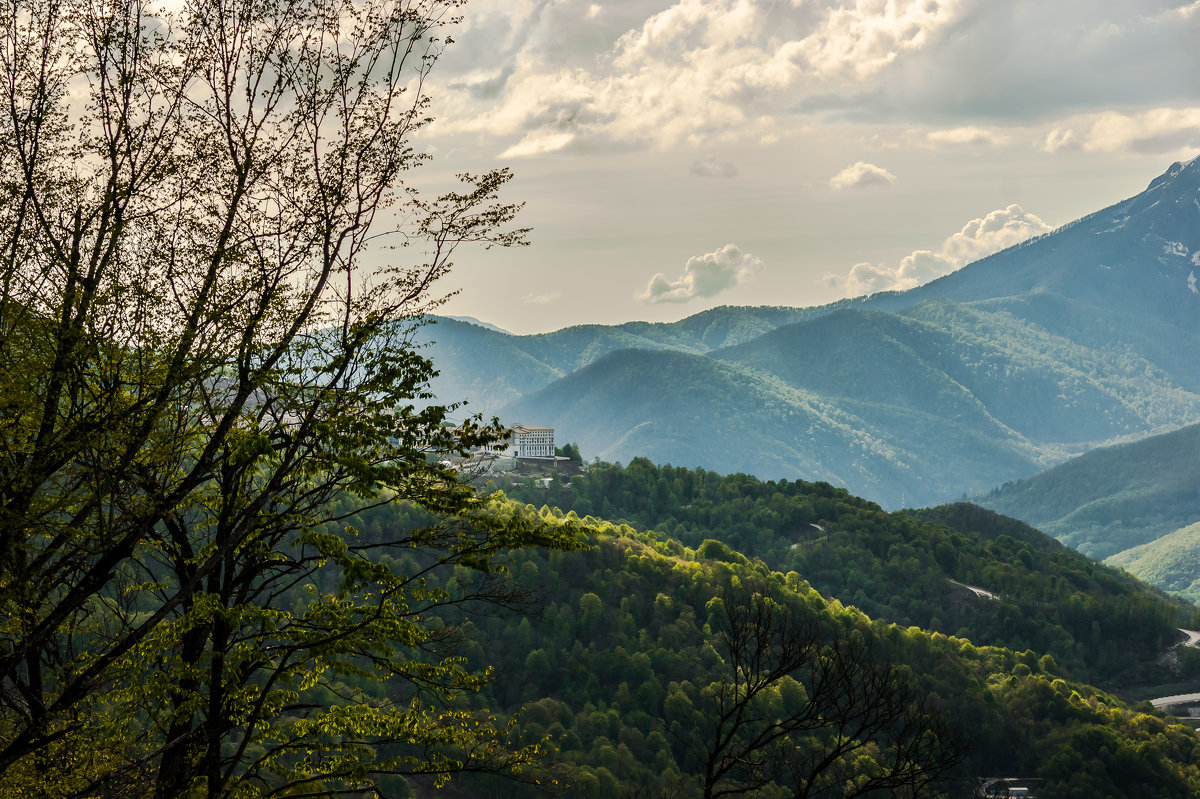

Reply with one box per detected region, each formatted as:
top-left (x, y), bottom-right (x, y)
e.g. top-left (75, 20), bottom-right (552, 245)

top-left (406, 0), bottom-right (1200, 334)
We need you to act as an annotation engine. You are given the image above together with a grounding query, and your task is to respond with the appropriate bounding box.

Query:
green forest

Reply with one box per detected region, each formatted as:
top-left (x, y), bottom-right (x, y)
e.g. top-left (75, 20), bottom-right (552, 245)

top-left (507, 460), bottom-right (1199, 687)
top-left (336, 474), bottom-right (1200, 798)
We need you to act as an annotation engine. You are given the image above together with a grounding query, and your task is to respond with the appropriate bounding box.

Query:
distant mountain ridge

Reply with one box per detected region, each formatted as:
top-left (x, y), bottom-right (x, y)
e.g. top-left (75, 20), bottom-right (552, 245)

top-left (422, 157), bottom-right (1200, 508)
top-left (972, 422), bottom-right (1200, 599)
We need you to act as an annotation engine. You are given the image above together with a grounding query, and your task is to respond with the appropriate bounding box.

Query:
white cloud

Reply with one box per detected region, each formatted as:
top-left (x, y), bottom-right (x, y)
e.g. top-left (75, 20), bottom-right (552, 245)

top-left (1042, 127), bottom-right (1081, 152)
top-left (940, 205), bottom-right (1053, 265)
top-left (690, 155), bottom-right (739, 177)
top-left (1081, 107), bottom-right (1200, 155)
top-left (925, 126), bottom-right (1008, 147)
top-left (523, 291), bottom-right (563, 305)
top-left (639, 243), bottom-right (762, 304)
top-left (433, 0), bottom-right (1200, 155)
top-left (436, 0), bottom-right (967, 153)
top-left (827, 204), bottom-right (1053, 296)
top-left (796, 0), bottom-right (965, 82)
top-left (830, 161), bottom-right (896, 189)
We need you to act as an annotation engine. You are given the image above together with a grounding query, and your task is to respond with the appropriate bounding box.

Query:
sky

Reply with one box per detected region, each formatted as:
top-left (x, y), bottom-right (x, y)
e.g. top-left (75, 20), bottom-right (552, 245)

top-left (405, 0), bottom-right (1200, 334)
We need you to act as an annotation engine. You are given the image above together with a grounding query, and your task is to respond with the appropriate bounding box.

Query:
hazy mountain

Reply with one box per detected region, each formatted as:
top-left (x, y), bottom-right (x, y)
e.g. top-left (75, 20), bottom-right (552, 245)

top-left (429, 157), bottom-right (1200, 507)
top-left (1108, 522), bottom-right (1200, 603)
top-left (415, 306), bottom-right (817, 413)
top-left (970, 422), bottom-right (1200, 603)
top-left (442, 315), bottom-right (511, 334)
top-left (500, 347), bottom-right (1049, 506)
top-left (871, 156), bottom-right (1200, 392)
top-left (975, 422), bottom-right (1200, 559)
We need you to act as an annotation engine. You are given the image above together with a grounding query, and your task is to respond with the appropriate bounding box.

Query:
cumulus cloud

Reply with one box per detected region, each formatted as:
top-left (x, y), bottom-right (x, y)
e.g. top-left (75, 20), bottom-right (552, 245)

top-left (829, 161), bottom-right (896, 189)
top-left (690, 155), bottom-right (739, 178)
top-left (433, 0), bottom-right (1200, 154)
top-left (827, 205), bottom-right (1053, 296)
top-left (925, 126), bottom-right (1008, 147)
top-left (435, 0), bottom-right (968, 152)
top-left (1081, 107), bottom-right (1200, 155)
top-left (1042, 126), bottom-right (1081, 152)
top-left (639, 243), bottom-right (762, 304)
top-left (796, 0), bottom-right (966, 81)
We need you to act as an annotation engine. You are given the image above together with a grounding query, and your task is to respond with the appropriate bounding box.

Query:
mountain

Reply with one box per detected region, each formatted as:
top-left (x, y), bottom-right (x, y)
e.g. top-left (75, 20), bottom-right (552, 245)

top-left (442, 315), bottom-right (511, 334)
top-left (975, 422), bottom-right (1200, 559)
top-left (503, 336), bottom-right (1050, 507)
top-left (431, 157), bottom-right (1200, 508)
top-left (415, 305), bottom-right (817, 413)
top-left (1109, 522), bottom-right (1200, 603)
top-left (972, 422), bottom-right (1200, 599)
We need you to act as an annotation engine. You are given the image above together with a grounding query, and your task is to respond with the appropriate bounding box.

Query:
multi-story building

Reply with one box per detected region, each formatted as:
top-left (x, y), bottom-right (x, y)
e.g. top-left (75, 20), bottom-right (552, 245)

top-left (505, 424), bottom-right (555, 459)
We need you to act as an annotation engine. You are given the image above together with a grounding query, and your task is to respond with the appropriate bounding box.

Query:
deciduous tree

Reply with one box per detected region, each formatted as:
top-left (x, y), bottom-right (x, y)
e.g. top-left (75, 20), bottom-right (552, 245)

top-left (0, 0), bottom-right (577, 795)
top-left (695, 583), bottom-right (963, 799)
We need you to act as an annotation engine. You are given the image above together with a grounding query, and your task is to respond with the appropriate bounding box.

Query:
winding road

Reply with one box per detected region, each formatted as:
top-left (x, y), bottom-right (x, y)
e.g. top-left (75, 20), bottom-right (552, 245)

top-left (1150, 630), bottom-right (1200, 709)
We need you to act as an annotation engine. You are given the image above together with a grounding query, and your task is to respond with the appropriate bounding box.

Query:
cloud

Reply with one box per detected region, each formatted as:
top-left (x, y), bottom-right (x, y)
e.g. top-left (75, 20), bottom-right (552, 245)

top-left (435, 0), bottom-right (968, 152)
top-left (1081, 107), bottom-right (1200, 155)
top-left (639, 243), bottom-right (762, 304)
top-left (523, 291), bottom-right (563, 305)
top-left (940, 205), bottom-right (1053, 264)
top-left (690, 155), bottom-right (739, 178)
top-left (925, 126), bottom-right (1008, 147)
top-left (433, 0), bottom-right (1200, 156)
top-left (868, 1), bottom-right (1200, 126)
top-left (795, 0), bottom-right (966, 82)
top-left (829, 161), bottom-right (896, 189)
top-left (834, 250), bottom-right (952, 297)
top-left (826, 204), bottom-right (1053, 296)
top-left (1042, 126), bottom-right (1081, 152)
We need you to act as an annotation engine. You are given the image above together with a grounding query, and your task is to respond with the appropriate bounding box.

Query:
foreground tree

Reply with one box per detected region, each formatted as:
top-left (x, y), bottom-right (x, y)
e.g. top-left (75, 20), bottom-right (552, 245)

top-left (695, 583), bottom-right (963, 799)
top-left (0, 0), bottom-right (576, 795)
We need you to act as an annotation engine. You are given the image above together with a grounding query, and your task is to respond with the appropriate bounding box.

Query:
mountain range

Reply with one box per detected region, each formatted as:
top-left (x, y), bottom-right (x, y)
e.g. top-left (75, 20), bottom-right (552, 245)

top-left (419, 156), bottom-right (1200, 509)
top-left (973, 422), bottom-right (1200, 599)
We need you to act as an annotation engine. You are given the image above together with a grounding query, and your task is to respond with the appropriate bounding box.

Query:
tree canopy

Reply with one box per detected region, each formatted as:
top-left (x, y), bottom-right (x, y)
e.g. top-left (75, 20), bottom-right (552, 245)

top-left (0, 0), bottom-right (580, 795)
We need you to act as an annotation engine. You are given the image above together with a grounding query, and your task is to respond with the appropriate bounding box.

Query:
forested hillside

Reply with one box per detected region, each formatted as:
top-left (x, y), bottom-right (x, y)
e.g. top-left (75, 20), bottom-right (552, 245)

top-left (507, 460), bottom-right (1199, 688)
top-left (977, 422), bottom-right (1200, 561)
top-left (1109, 523), bottom-right (1200, 604)
top-left (337, 490), bottom-right (1200, 799)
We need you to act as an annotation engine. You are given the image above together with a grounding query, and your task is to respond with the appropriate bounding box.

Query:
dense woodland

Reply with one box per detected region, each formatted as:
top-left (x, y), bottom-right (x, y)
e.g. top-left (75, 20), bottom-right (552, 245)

top-left (506, 459), bottom-right (1200, 688)
top-left (335, 477), bottom-right (1200, 799)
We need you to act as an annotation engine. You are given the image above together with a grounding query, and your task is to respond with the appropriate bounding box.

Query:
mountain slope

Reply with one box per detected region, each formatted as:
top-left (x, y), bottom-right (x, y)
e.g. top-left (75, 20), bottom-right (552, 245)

top-left (434, 157), bottom-right (1200, 507)
top-left (975, 422), bottom-right (1200, 560)
top-left (347, 487), bottom-right (1200, 798)
top-left (417, 306), bottom-right (817, 413)
top-left (1108, 522), bottom-right (1200, 603)
top-left (500, 347), bottom-right (1047, 507)
top-left (505, 460), bottom-right (1198, 686)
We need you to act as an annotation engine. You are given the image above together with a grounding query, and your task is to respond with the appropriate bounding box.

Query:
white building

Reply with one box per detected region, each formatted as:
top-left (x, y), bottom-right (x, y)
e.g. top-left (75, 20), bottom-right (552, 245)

top-left (505, 424), bottom-right (555, 459)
